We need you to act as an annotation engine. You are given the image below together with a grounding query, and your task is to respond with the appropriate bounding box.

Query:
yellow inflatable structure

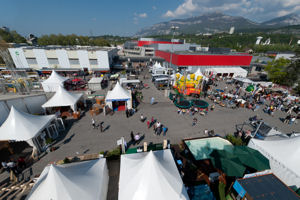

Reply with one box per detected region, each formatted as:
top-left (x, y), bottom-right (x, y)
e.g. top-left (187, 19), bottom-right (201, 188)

top-left (173, 72), bottom-right (203, 95)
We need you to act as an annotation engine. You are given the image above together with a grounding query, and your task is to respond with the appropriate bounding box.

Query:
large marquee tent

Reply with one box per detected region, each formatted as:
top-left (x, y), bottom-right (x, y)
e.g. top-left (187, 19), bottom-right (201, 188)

top-left (119, 149), bottom-right (189, 200)
top-left (201, 66), bottom-right (248, 78)
top-left (26, 158), bottom-right (109, 200)
top-left (248, 136), bottom-right (300, 187)
top-left (42, 86), bottom-right (83, 111)
top-left (0, 106), bottom-right (56, 152)
top-left (105, 82), bottom-right (132, 111)
top-left (41, 70), bottom-right (69, 92)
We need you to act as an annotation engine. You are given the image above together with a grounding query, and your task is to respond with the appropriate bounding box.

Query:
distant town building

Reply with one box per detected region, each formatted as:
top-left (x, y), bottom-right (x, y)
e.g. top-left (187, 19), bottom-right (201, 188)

top-left (229, 27), bottom-right (235, 35)
top-left (137, 38), bottom-right (184, 47)
top-left (27, 34), bottom-right (38, 46)
top-left (8, 46), bottom-right (118, 72)
top-left (255, 36), bottom-right (263, 45)
top-left (1, 26), bottom-right (10, 32)
top-left (275, 52), bottom-right (296, 60)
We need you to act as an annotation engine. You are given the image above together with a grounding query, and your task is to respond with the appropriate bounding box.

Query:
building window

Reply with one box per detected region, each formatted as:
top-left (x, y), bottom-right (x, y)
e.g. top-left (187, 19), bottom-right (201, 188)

top-left (69, 59), bottom-right (79, 65)
top-left (26, 58), bottom-right (37, 64)
top-left (89, 59), bottom-right (98, 65)
top-left (48, 58), bottom-right (59, 64)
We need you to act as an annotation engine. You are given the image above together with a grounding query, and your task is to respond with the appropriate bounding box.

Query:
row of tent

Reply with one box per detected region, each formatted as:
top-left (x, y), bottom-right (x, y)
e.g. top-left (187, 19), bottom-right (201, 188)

top-left (42, 71), bottom-right (132, 110)
top-left (26, 149), bottom-right (190, 200)
top-left (0, 86), bottom-right (82, 152)
top-left (41, 71), bottom-right (69, 92)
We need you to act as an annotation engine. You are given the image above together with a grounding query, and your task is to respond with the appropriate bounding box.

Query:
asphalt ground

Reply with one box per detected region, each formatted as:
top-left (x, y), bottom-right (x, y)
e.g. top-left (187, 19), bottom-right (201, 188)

top-left (1, 70), bottom-right (299, 199)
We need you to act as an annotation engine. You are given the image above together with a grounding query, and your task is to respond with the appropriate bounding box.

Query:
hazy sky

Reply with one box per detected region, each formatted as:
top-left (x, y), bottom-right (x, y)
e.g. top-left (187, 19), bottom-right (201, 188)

top-left (0, 0), bottom-right (299, 36)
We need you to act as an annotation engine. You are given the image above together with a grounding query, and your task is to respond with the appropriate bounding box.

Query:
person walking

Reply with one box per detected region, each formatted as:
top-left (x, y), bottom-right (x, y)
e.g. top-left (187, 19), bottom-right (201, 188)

top-left (162, 126), bottom-right (168, 136)
top-left (140, 114), bottom-right (145, 122)
top-left (147, 120), bottom-right (150, 129)
top-left (99, 122), bottom-right (103, 132)
top-left (289, 116), bottom-right (296, 125)
top-left (92, 118), bottom-right (96, 129)
top-left (150, 116), bottom-right (154, 127)
top-left (125, 108), bottom-right (129, 118)
top-left (150, 97), bottom-right (155, 105)
top-left (1, 161), bottom-right (9, 173)
top-left (134, 133), bottom-right (141, 144)
top-left (192, 118), bottom-right (197, 126)
top-left (284, 115), bottom-right (291, 124)
top-left (130, 131), bottom-right (135, 143)
top-left (153, 123), bottom-right (157, 135)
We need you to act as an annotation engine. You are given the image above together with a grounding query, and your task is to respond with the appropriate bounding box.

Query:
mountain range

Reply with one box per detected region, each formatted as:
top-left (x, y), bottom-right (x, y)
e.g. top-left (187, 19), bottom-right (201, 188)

top-left (136, 12), bottom-right (300, 36)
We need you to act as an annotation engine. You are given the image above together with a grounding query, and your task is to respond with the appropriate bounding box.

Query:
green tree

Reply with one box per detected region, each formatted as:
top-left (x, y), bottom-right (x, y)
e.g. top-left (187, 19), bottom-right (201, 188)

top-left (264, 58), bottom-right (290, 85)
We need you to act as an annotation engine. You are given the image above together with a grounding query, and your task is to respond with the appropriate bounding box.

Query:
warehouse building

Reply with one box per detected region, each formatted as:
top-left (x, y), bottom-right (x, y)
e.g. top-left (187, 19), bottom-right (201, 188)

top-left (155, 50), bottom-right (252, 78)
top-left (8, 46), bottom-right (118, 72)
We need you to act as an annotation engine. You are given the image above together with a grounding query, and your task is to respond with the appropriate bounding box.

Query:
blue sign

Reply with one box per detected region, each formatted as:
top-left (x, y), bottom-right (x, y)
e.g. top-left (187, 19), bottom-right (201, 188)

top-left (233, 180), bottom-right (246, 198)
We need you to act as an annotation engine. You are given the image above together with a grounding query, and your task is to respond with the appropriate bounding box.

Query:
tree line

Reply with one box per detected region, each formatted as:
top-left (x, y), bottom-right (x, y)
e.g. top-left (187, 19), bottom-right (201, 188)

top-left (0, 29), bottom-right (26, 43)
top-left (37, 34), bottom-right (111, 46)
top-left (264, 48), bottom-right (300, 94)
top-left (149, 33), bottom-right (299, 53)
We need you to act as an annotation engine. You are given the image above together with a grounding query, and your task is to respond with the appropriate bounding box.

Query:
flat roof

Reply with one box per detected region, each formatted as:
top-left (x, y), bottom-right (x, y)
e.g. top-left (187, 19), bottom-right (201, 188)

top-left (166, 50), bottom-right (248, 56)
top-left (15, 46), bottom-right (116, 51)
top-left (236, 174), bottom-right (299, 200)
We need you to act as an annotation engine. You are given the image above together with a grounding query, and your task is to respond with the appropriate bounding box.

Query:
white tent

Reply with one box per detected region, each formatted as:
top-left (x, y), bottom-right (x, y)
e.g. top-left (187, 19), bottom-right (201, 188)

top-left (26, 158), bottom-right (109, 200)
top-left (248, 136), bottom-right (300, 187)
top-left (193, 68), bottom-right (204, 79)
top-left (204, 67), bottom-right (247, 78)
top-left (42, 86), bottom-right (83, 111)
top-left (0, 106), bottom-right (55, 151)
top-left (119, 149), bottom-right (190, 200)
top-left (41, 71), bottom-right (69, 92)
top-left (105, 82), bottom-right (132, 110)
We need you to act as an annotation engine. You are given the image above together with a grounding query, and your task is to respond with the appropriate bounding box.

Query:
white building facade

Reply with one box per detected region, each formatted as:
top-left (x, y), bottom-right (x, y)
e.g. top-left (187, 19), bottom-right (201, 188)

top-left (8, 46), bottom-right (118, 71)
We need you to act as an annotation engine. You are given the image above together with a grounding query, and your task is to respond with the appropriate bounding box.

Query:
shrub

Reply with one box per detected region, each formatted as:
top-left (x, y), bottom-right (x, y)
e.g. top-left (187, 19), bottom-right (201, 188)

top-left (45, 138), bottom-right (53, 145)
top-left (225, 134), bottom-right (244, 146)
top-left (63, 157), bottom-right (71, 164)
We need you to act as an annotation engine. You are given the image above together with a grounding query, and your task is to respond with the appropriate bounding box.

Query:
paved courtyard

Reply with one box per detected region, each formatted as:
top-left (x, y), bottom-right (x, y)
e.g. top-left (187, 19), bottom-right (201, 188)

top-left (28, 75), bottom-right (300, 175)
top-left (1, 72), bottom-right (300, 196)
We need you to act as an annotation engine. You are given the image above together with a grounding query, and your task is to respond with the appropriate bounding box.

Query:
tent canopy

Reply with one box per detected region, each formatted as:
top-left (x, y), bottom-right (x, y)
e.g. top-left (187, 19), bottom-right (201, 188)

top-left (204, 67), bottom-right (247, 78)
top-left (42, 71), bottom-right (69, 92)
top-left (0, 106), bottom-right (55, 141)
top-left (248, 136), bottom-right (300, 187)
top-left (42, 86), bottom-right (83, 111)
top-left (105, 82), bottom-right (131, 102)
top-left (194, 68), bottom-right (203, 77)
top-left (26, 158), bottom-right (109, 200)
top-left (184, 137), bottom-right (234, 161)
top-left (119, 149), bottom-right (189, 200)
top-left (88, 77), bottom-right (103, 84)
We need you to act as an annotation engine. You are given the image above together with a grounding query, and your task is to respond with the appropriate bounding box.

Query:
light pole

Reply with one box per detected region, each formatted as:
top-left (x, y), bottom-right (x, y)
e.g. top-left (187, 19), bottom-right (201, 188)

top-left (167, 25), bottom-right (179, 89)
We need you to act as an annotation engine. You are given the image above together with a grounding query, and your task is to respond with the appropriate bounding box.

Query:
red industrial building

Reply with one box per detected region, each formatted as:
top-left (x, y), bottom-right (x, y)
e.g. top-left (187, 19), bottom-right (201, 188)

top-left (155, 50), bottom-right (252, 66)
top-left (155, 50), bottom-right (253, 77)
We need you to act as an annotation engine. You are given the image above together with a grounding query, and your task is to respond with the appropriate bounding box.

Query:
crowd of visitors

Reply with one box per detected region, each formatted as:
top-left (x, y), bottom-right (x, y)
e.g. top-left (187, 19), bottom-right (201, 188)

top-left (203, 78), bottom-right (299, 125)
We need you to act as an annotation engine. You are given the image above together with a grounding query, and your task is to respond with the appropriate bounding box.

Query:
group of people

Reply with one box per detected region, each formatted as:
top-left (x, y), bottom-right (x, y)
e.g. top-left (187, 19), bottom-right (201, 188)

top-left (207, 78), bottom-right (300, 125)
top-left (144, 116), bottom-right (168, 136)
top-left (125, 108), bottom-right (136, 118)
top-left (91, 118), bottom-right (104, 132)
top-left (1, 157), bottom-right (26, 182)
top-left (177, 107), bottom-right (210, 117)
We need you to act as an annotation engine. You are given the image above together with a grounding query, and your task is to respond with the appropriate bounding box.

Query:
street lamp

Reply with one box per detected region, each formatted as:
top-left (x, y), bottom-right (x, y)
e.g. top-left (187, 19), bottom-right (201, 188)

top-left (168, 25), bottom-right (179, 89)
